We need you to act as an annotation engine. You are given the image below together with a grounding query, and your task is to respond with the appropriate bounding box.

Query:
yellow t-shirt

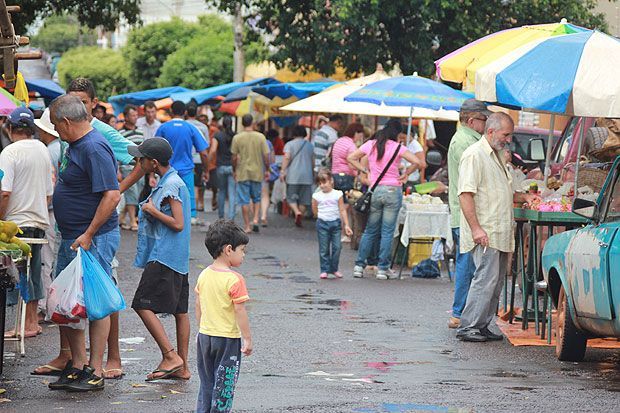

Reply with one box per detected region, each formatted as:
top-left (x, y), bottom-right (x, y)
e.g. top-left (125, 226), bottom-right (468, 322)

top-left (195, 266), bottom-right (250, 338)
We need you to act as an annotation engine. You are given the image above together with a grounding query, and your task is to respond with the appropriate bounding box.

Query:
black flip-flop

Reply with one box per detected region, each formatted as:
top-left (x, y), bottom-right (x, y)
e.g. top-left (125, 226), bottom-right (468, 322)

top-left (145, 365), bottom-right (183, 382)
top-left (252, 224), bottom-right (259, 233)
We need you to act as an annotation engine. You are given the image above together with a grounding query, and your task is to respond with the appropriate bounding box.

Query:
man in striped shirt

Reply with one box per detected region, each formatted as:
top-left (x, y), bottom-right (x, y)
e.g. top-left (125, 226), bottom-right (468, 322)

top-left (312, 114), bottom-right (343, 172)
top-left (119, 105), bottom-right (145, 230)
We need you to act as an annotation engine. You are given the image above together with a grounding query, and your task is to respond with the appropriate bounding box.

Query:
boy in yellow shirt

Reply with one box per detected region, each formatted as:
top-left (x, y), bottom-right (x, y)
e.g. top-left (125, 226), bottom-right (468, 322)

top-left (195, 220), bottom-right (252, 413)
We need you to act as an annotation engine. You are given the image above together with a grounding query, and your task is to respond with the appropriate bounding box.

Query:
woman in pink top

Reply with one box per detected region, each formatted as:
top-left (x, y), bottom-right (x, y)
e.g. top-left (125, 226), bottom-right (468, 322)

top-left (346, 119), bottom-right (426, 280)
top-left (330, 122), bottom-right (364, 243)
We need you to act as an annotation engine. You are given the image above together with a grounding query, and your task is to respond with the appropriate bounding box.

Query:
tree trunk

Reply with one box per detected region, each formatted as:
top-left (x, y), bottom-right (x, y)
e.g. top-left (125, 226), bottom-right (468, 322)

top-left (233, 2), bottom-right (245, 82)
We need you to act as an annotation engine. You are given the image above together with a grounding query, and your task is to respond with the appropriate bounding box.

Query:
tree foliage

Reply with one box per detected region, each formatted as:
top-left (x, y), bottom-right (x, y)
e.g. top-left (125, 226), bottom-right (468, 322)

top-left (257, 0), bottom-right (609, 76)
top-left (124, 17), bottom-right (205, 90)
top-left (31, 15), bottom-right (96, 54)
top-left (126, 14), bottom-right (267, 90)
top-left (158, 33), bottom-right (234, 89)
top-left (57, 46), bottom-right (130, 100)
top-left (10, 0), bottom-right (141, 34)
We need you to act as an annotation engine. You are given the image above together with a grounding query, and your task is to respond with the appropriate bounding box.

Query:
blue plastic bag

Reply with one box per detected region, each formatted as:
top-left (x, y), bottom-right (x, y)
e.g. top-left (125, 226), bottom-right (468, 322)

top-left (81, 248), bottom-right (126, 320)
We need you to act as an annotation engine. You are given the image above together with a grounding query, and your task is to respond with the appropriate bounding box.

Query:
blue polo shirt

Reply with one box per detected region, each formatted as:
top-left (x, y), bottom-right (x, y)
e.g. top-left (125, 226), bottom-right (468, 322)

top-left (155, 119), bottom-right (209, 175)
top-left (53, 129), bottom-right (119, 240)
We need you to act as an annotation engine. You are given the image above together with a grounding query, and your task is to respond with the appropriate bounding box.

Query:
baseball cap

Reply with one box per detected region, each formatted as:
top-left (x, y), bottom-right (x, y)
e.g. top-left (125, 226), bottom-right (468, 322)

top-left (7, 107), bottom-right (35, 128)
top-left (34, 108), bottom-right (59, 138)
top-left (128, 137), bottom-right (173, 163)
top-left (460, 99), bottom-right (492, 116)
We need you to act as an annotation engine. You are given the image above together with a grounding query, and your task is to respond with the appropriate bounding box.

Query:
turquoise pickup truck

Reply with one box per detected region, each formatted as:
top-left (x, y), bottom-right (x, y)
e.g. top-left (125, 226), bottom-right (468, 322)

top-left (542, 155), bottom-right (620, 361)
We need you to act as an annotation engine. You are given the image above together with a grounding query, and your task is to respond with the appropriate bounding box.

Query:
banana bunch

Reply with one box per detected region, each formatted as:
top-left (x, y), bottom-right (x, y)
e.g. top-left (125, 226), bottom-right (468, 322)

top-left (0, 221), bottom-right (30, 255)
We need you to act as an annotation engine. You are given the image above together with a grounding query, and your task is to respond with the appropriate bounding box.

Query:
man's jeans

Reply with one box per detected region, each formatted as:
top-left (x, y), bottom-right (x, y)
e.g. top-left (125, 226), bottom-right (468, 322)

top-left (316, 218), bottom-right (342, 273)
top-left (180, 171), bottom-right (197, 218)
top-left (451, 228), bottom-right (476, 318)
top-left (355, 186), bottom-right (402, 270)
top-left (216, 165), bottom-right (236, 220)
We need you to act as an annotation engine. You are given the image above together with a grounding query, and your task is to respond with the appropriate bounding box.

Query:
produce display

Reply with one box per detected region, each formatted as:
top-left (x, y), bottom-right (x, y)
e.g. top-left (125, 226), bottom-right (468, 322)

top-left (0, 220), bottom-right (30, 256)
top-left (519, 179), bottom-right (598, 213)
top-left (404, 193), bottom-right (448, 212)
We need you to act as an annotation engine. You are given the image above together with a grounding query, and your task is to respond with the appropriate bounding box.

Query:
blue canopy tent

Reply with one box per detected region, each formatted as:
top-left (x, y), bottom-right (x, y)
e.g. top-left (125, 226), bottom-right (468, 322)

top-left (25, 79), bottom-right (65, 100)
top-left (171, 78), bottom-right (279, 105)
top-left (108, 86), bottom-right (192, 114)
top-left (252, 81), bottom-right (338, 100)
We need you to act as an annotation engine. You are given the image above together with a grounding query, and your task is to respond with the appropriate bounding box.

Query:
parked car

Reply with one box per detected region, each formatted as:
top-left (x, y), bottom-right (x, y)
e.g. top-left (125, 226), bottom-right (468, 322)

top-left (541, 154), bottom-right (620, 361)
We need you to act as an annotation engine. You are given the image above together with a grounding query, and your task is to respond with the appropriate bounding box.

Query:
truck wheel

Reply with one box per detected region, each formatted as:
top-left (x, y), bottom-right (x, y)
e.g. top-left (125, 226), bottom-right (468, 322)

top-left (556, 285), bottom-right (587, 361)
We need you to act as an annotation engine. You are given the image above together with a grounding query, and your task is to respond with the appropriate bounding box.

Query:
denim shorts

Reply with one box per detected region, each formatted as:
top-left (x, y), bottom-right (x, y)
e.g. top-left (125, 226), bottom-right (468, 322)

top-left (332, 173), bottom-right (354, 193)
top-left (236, 180), bottom-right (262, 205)
top-left (56, 227), bottom-right (120, 281)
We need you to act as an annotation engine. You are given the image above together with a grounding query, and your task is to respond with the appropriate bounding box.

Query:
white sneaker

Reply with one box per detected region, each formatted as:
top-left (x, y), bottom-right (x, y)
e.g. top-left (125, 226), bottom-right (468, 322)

top-left (376, 269), bottom-right (396, 280)
top-left (341, 236), bottom-right (351, 243)
top-left (353, 265), bottom-right (364, 278)
top-left (376, 270), bottom-right (388, 280)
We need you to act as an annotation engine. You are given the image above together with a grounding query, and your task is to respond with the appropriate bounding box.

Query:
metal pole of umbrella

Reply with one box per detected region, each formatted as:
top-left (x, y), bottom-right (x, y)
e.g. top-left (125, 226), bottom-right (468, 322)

top-left (406, 106), bottom-right (413, 146)
top-left (543, 114), bottom-right (556, 185)
top-left (573, 116), bottom-right (586, 194)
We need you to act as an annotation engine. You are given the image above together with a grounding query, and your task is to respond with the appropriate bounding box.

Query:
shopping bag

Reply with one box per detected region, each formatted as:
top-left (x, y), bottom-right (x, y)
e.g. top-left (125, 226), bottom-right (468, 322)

top-left (46, 249), bottom-right (87, 330)
top-left (81, 248), bottom-right (126, 321)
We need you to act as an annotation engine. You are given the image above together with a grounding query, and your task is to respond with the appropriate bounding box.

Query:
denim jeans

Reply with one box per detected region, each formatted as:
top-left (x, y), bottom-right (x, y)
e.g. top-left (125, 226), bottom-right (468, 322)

top-left (216, 165), bottom-right (236, 220)
top-left (451, 228), bottom-right (476, 318)
top-left (179, 171), bottom-right (197, 218)
top-left (7, 227), bottom-right (45, 305)
top-left (316, 218), bottom-right (342, 273)
top-left (56, 227), bottom-right (121, 280)
top-left (355, 185), bottom-right (403, 270)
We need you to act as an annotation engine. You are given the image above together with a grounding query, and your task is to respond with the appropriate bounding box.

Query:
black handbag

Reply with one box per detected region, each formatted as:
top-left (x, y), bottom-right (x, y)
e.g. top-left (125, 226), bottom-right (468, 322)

top-left (353, 144), bottom-right (402, 214)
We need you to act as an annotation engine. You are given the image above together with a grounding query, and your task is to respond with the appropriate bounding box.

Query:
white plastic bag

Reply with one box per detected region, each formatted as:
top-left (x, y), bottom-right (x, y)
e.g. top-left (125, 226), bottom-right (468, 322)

top-left (271, 179), bottom-right (286, 204)
top-left (46, 249), bottom-right (87, 330)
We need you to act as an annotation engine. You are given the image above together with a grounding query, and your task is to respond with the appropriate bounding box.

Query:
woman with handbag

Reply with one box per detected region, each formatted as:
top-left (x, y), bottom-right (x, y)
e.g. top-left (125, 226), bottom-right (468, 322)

top-left (347, 119), bottom-right (425, 280)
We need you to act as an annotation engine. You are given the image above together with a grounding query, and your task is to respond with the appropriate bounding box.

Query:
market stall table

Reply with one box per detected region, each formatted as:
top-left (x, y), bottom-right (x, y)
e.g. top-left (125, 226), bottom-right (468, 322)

top-left (507, 208), bottom-right (587, 336)
top-left (392, 204), bottom-right (453, 278)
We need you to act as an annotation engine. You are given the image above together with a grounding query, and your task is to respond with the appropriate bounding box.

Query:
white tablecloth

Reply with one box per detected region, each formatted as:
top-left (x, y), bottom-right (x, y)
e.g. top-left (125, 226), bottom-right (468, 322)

top-left (397, 208), bottom-right (453, 250)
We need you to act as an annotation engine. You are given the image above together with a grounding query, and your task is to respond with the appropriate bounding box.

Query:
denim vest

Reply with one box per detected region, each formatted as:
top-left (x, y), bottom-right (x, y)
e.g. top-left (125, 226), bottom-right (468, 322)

top-left (134, 167), bottom-right (191, 274)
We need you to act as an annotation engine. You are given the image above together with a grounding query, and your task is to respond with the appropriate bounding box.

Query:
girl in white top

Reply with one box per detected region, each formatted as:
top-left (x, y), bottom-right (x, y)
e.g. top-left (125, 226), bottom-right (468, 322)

top-left (312, 169), bottom-right (353, 279)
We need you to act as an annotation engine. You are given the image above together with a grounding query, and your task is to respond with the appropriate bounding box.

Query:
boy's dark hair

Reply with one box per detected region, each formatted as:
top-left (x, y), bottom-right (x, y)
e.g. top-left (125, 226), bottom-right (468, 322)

top-left (171, 100), bottom-right (186, 116)
top-left (241, 114), bottom-right (253, 127)
top-left (205, 219), bottom-right (249, 259)
top-left (186, 100), bottom-right (198, 117)
top-left (68, 77), bottom-right (96, 99)
top-left (144, 100), bottom-right (157, 110)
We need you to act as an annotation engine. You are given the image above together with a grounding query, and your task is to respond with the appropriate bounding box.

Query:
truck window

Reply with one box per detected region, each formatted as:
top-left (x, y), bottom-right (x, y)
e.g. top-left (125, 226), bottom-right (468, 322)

top-left (554, 117), bottom-right (578, 164)
top-left (603, 170), bottom-right (620, 223)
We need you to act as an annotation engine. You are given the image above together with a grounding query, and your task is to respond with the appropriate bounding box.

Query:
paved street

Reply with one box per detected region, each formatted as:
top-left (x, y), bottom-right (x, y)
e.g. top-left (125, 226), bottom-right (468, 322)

top-left (1, 206), bottom-right (620, 412)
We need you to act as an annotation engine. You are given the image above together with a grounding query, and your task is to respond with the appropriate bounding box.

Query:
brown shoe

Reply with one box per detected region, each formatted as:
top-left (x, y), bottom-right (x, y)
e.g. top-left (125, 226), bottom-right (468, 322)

top-left (448, 317), bottom-right (461, 329)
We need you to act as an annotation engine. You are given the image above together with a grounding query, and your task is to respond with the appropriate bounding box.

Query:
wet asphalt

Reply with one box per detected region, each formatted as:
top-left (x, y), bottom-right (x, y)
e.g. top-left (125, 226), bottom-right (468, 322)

top-left (1, 205), bottom-right (620, 413)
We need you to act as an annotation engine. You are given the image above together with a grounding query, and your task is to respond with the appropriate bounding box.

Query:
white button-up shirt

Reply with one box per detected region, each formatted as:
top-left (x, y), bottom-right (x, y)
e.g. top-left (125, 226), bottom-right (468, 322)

top-left (458, 136), bottom-right (514, 254)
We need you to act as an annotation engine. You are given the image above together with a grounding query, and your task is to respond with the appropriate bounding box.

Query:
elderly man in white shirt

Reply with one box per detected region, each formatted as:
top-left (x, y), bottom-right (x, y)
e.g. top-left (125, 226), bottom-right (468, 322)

top-left (456, 112), bottom-right (538, 342)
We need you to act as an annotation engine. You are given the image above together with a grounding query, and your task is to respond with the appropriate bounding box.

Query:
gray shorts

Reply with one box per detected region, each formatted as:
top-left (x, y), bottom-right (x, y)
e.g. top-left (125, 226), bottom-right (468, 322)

top-left (286, 184), bottom-right (312, 206)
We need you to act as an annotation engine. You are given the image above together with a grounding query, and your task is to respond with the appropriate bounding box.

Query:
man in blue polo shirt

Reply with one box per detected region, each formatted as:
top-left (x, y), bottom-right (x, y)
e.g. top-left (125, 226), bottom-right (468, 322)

top-left (155, 100), bottom-right (209, 221)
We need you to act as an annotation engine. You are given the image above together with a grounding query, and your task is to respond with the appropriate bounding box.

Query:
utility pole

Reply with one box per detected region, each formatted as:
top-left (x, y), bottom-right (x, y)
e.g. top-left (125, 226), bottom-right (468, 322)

top-left (232, 1), bottom-right (244, 82)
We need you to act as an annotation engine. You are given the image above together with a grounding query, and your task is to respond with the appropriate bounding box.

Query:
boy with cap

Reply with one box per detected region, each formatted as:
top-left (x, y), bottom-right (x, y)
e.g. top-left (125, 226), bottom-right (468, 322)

top-left (129, 138), bottom-right (192, 381)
